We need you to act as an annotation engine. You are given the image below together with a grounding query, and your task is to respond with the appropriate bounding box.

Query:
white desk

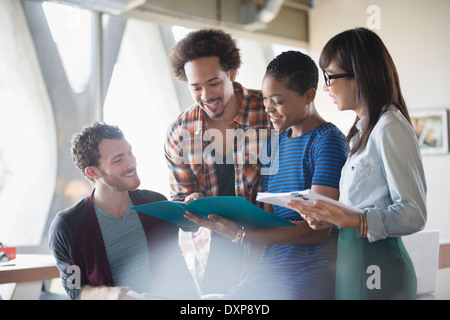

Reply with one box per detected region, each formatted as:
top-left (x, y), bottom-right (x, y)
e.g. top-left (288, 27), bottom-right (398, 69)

top-left (0, 254), bottom-right (59, 300)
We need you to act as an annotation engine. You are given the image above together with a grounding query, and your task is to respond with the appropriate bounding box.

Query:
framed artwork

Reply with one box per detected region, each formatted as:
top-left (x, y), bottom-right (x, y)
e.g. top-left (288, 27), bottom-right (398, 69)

top-left (410, 108), bottom-right (449, 154)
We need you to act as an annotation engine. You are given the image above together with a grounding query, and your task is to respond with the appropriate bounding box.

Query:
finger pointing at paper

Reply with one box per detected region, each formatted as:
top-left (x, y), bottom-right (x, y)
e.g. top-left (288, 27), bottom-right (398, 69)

top-left (286, 199), bottom-right (360, 230)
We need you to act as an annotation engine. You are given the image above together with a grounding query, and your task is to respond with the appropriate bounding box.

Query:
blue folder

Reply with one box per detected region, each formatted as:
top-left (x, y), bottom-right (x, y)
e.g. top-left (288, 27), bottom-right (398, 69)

top-left (132, 196), bottom-right (295, 229)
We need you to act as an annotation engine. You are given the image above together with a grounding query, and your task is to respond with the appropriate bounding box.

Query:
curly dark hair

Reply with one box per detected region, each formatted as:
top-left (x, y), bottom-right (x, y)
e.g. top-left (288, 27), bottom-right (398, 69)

top-left (169, 28), bottom-right (241, 82)
top-left (71, 122), bottom-right (124, 181)
top-left (265, 50), bottom-right (318, 95)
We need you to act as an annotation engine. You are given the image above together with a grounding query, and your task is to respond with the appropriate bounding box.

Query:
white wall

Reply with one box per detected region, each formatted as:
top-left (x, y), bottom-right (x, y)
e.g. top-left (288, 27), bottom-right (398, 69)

top-left (308, 0), bottom-right (450, 242)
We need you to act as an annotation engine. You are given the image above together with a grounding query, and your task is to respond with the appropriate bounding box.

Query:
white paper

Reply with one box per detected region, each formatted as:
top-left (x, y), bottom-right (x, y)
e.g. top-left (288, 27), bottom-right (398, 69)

top-left (257, 189), bottom-right (363, 215)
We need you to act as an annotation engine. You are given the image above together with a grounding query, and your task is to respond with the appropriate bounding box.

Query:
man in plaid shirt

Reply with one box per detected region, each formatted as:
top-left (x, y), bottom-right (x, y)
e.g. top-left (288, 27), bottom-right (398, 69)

top-left (165, 28), bottom-right (272, 295)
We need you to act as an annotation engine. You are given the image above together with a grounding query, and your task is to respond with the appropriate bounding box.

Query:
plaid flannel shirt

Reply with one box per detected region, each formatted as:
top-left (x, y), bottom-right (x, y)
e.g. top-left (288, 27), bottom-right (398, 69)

top-left (165, 82), bottom-right (272, 204)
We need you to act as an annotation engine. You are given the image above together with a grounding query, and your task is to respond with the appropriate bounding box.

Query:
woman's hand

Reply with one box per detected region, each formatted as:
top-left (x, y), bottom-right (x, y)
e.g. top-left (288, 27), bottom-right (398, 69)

top-left (286, 199), bottom-right (360, 229)
top-left (184, 211), bottom-right (240, 240)
top-left (295, 218), bottom-right (333, 230)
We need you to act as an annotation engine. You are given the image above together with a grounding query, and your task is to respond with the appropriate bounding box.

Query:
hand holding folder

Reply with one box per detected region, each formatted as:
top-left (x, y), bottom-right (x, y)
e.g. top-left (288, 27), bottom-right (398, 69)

top-left (132, 196), bottom-right (295, 229)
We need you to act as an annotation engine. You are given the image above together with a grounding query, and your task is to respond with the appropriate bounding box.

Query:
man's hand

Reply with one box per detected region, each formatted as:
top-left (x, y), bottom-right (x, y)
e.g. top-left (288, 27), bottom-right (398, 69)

top-left (81, 285), bottom-right (136, 300)
top-left (184, 192), bottom-right (204, 204)
top-left (184, 211), bottom-right (240, 240)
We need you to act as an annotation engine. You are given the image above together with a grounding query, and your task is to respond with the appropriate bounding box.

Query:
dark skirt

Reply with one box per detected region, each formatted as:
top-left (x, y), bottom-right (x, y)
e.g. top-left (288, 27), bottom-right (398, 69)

top-left (336, 228), bottom-right (417, 300)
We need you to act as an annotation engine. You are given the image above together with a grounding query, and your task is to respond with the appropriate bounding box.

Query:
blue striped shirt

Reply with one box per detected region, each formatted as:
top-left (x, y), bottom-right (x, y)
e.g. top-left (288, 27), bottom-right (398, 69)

top-left (230, 122), bottom-right (348, 300)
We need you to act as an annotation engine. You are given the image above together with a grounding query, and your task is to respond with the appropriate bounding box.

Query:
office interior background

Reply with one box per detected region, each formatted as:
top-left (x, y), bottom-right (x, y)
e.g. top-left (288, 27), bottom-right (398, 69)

top-left (0, 0), bottom-right (449, 298)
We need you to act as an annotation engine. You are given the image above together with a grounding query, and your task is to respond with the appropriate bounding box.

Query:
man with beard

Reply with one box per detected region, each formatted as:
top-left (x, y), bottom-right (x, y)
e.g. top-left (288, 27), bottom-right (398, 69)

top-left (49, 122), bottom-right (197, 300)
top-left (165, 28), bottom-right (272, 295)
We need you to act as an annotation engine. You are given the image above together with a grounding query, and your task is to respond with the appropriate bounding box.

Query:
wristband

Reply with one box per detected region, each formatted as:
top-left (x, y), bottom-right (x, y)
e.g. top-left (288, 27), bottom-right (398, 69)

top-left (232, 226), bottom-right (246, 245)
top-left (356, 213), bottom-right (367, 238)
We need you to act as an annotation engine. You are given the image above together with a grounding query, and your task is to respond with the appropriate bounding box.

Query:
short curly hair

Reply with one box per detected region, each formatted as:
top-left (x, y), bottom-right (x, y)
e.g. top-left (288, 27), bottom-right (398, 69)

top-left (169, 28), bottom-right (241, 82)
top-left (71, 122), bottom-right (124, 181)
top-left (266, 50), bottom-right (318, 95)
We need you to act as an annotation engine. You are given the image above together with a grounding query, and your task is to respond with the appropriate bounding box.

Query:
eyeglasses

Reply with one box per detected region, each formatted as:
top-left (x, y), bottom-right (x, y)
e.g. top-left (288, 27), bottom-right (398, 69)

top-left (323, 70), bottom-right (354, 86)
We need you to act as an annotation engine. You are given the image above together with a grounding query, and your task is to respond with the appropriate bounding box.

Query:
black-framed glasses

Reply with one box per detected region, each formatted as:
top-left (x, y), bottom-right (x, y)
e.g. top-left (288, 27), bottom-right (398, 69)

top-left (323, 70), bottom-right (354, 86)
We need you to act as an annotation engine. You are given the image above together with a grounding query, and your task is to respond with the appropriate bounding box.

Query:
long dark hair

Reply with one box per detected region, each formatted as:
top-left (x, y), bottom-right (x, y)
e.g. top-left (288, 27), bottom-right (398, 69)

top-left (319, 28), bottom-right (410, 155)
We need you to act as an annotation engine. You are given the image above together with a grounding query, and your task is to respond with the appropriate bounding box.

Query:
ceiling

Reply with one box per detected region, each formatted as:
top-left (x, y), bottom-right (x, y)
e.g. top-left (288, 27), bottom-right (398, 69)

top-left (34, 0), bottom-right (312, 46)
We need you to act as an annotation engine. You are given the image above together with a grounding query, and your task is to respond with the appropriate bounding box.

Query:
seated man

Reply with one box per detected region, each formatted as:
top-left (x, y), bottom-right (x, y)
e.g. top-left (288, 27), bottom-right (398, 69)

top-left (49, 122), bottom-right (198, 300)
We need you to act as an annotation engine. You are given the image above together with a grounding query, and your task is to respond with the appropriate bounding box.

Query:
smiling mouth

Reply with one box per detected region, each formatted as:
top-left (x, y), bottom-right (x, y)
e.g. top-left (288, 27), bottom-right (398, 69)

top-left (123, 169), bottom-right (136, 177)
top-left (202, 99), bottom-right (221, 112)
top-left (270, 115), bottom-right (283, 122)
top-left (329, 95), bottom-right (337, 104)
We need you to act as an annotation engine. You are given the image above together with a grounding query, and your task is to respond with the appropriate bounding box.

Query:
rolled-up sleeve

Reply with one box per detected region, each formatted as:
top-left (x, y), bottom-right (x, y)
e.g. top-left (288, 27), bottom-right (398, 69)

top-left (365, 117), bottom-right (427, 242)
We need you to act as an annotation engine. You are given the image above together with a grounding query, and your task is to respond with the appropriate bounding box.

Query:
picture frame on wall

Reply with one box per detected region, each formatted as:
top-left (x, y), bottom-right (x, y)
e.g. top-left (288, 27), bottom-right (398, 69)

top-left (410, 108), bottom-right (449, 155)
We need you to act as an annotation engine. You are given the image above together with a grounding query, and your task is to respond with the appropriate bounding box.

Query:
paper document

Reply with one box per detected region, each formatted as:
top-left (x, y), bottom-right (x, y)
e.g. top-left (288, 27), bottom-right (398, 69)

top-left (256, 189), bottom-right (363, 215)
top-left (132, 196), bottom-right (295, 229)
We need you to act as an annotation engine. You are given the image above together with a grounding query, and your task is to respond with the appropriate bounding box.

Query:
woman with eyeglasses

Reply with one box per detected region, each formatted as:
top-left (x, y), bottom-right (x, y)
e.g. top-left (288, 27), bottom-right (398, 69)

top-left (287, 28), bottom-right (427, 300)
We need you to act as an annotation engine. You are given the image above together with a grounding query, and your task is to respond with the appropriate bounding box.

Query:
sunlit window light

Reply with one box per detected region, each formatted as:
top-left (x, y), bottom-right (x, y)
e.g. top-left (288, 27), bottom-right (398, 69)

top-left (42, 1), bottom-right (92, 94)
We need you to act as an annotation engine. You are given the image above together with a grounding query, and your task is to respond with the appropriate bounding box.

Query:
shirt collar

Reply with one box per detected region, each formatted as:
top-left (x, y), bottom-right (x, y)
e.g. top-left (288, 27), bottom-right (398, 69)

top-left (231, 82), bottom-right (251, 127)
top-left (356, 116), bottom-right (366, 132)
